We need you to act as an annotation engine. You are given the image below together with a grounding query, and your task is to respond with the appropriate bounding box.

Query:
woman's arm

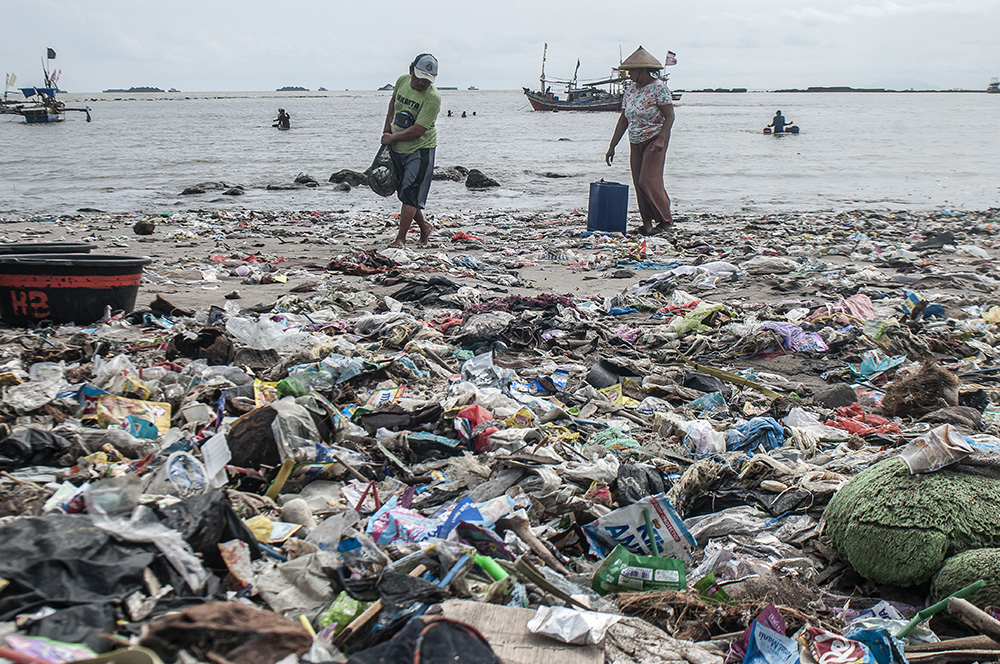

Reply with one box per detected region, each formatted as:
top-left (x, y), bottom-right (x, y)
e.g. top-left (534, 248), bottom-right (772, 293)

top-left (606, 112), bottom-right (628, 165)
top-left (650, 103), bottom-right (674, 152)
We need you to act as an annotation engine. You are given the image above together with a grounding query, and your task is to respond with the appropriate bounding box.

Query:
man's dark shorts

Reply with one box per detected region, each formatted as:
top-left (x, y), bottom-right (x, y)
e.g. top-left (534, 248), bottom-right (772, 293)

top-left (390, 147), bottom-right (435, 209)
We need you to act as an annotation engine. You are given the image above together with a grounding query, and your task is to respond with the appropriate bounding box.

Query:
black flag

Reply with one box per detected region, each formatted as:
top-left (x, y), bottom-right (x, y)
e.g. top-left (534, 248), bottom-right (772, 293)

top-left (47, 48), bottom-right (56, 60)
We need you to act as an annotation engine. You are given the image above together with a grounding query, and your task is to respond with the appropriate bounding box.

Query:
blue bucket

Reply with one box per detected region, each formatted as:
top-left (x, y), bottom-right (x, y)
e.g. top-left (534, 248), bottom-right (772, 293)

top-left (587, 181), bottom-right (628, 233)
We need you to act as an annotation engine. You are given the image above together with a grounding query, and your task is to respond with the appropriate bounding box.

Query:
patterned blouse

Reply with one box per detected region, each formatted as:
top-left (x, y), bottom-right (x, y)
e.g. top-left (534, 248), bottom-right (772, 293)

top-left (623, 78), bottom-right (672, 144)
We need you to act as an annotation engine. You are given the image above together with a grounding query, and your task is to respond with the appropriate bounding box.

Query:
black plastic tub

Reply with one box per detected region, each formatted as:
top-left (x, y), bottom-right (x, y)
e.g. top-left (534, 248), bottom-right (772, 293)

top-left (0, 254), bottom-right (152, 326)
top-left (0, 243), bottom-right (94, 255)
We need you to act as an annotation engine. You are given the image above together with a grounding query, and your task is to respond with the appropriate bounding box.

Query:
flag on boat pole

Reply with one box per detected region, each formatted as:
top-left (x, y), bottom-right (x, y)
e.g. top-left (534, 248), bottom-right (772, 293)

top-left (47, 48), bottom-right (57, 60)
top-left (664, 51), bottom-right (677, 66)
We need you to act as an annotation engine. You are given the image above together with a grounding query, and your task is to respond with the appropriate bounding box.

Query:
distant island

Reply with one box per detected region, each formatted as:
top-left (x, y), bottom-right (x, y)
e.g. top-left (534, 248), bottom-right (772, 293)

top-left (318, 87), bottom-right (328, 91)
top-left (378, 83), bottom-right (394, 91)
top-left (437, 86), bottom-right (458, 91)
top-left (276, 86), bottom-right (308, 92)
top-left (679, 86), bottom-right (985, 94)
top-left (773, 86), bottom-right (983, 93)
top-left (103, 86), bottom-right (164, 93)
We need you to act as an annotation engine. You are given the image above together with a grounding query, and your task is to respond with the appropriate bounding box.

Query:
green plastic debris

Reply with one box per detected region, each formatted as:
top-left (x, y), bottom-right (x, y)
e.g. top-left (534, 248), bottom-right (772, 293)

top-left (895, 580), bottom-right (984, 638)
top-left (694, 572), bottom-right (732, 604)
top-left (592, 545), bottom-right (686, 595)
top-left (319, 591), bottom-right (370, 635)
top-left (673, 303), bottom-right (726, 336)
top-left (589, 426), bottom-right (639, 450)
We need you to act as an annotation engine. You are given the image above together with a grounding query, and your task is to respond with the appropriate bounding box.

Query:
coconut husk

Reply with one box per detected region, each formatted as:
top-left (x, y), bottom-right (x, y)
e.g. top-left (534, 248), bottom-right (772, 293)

top-left (881, 360), bottom-right (959, 419)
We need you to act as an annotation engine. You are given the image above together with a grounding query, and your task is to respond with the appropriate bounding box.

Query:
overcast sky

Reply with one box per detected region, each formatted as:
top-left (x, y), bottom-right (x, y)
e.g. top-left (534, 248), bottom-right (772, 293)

top-left (4, 0), bottom-right (998, 92)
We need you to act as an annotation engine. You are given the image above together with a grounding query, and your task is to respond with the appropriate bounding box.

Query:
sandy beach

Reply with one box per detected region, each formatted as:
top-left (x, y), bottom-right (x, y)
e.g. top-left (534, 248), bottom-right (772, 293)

top-left (3, 204), bottom-right (1000, 661)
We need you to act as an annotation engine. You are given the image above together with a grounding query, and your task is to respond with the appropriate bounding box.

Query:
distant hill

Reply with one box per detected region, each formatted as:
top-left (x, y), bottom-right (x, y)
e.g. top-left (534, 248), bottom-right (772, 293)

top-left (277, 86), bottom-right (308, 92)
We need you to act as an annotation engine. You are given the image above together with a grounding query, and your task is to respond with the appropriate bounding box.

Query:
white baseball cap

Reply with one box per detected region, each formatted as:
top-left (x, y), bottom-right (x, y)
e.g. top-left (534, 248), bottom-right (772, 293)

top-left (412, 53), bottom-right (439, 83)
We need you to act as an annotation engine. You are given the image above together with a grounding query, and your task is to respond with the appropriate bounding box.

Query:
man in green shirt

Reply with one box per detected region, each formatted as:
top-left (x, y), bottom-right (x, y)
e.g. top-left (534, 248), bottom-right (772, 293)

top-left (382, 53), bottom-right (441, 248)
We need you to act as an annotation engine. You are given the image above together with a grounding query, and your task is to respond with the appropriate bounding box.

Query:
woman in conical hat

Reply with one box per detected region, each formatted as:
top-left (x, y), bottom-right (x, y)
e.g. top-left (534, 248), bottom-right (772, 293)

top-left (606, 46), bottom-right (675, 235)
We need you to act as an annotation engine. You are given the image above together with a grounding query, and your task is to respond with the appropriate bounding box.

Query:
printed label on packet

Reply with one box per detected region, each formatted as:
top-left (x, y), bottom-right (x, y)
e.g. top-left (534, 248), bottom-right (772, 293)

top-left (621, 566), bottom-right (653, 581)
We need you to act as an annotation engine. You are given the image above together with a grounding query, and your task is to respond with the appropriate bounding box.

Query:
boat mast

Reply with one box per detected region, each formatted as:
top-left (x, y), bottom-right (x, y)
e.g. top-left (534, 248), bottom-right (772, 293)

top-left (540, 43), bottom-right (547, 91)
top-left (40, 48), bottom-right (57, 89)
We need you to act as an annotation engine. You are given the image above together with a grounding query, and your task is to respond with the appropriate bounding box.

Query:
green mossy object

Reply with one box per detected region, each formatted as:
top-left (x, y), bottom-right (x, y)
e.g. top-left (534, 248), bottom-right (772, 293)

top-left (931, 548), bottom-right (1000, 607)
top-left (825, 458), bottom-right (1000, 587)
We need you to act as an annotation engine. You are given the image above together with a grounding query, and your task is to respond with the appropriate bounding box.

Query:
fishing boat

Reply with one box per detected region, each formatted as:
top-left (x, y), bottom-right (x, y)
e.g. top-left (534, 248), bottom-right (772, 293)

top-left (2, 49), bottom-right (90, 123)
top-left (988, 78), bottom-right (999, 94)
top-left (522, 44), bottom-right (677, 112)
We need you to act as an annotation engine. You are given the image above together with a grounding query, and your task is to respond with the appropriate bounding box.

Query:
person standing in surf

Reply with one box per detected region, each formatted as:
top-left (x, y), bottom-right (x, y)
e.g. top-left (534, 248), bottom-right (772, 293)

top-left (605, 46), bottom-right (675, 236)
top-left (381, 53), bottom-right (441, 248)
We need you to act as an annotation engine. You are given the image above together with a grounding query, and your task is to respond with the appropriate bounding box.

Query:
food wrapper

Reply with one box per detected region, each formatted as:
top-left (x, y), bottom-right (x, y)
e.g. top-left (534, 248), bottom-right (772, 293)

top-left (2, 636), bottom-right (97, 664)
top-left (591, 545), bottom-right (686, 595)
top-left (368, 498), bottom-right (437, 545)
top-left (96, 395), bottom-right (171, 434)
top-left (527, 606), bottom-right (620, 645)
top-left (728, 605), bottom-right (787, 664)
top-left (583, 492), bottom-right (696, 561)
top-left (742, 621), bottom-right (799, 664)
top-left (365, 386), bottom-right (406, 407)
top-left (253, 378), bottom-right (279, 407)
top-left (844, 628), bottom-right (907, 664)
top-left (797, 627), bottom-right (874, 664)
top-left (218, 539), bottom-right (256, 595)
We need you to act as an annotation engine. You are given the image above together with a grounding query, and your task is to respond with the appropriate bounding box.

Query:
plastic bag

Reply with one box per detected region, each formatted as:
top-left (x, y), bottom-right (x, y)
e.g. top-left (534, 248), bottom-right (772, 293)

top-left (365, 145), bottom-right (399, 197)
top-left (225, 315), bottom-right (322, 352)
top-left (85, 479), bottom-right (210, 592)
top-left (2, 362), bottom-right (71, 413)
top-left (320, 591), bottom-right (369, 634)
top-left (898, 424), bottom-right (974, 474)
top-left (142, 451), bottom-right (209, 498)
top-left (676, 419), bottom-right (727, 455)
top-left (271, 397), bottom-right (321, 463)
top-left (307, 509), bottom-right (361, 551)
top-left (527, 606), bottom-right (620, 645)
top-left (583, 493), bottom-right (696, 560)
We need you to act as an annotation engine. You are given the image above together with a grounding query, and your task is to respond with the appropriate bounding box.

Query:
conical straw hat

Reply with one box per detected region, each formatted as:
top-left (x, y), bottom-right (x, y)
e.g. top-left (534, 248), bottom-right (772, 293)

top-left (620, 46), bottom-right (662, 70)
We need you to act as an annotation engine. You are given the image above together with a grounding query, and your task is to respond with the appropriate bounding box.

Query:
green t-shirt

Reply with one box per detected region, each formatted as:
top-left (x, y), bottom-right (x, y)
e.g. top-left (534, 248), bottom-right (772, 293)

top-left (390, 74), bottom-right (441, 154)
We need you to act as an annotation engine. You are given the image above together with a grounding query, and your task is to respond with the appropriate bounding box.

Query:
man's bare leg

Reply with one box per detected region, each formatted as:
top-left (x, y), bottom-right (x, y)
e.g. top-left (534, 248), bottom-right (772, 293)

top-left (414, 209), bottom-right (432, 246)
top-left (389, 204), bottom-right (418, 248)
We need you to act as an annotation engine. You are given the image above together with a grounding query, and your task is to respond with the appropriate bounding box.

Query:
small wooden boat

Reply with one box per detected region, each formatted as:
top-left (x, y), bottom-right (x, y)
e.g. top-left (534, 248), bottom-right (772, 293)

top-left (523, 44), bottom-right (625, 112)
top-left (523, 44), bottom-right (679, 112)
top-left (2, 50), bottom-right (90, 123)
top-left (522, 85), bottom-right (622, 112)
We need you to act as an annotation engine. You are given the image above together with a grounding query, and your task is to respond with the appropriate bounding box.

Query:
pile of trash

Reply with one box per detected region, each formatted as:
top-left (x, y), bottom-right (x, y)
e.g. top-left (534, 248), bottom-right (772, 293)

top-left (2, 206), bottom-right (1000, 664)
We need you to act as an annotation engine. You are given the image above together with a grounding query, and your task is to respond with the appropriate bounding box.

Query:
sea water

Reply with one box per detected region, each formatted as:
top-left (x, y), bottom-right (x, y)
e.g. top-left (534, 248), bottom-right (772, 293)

top-left (0, 90), bottom-right (997, 217)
